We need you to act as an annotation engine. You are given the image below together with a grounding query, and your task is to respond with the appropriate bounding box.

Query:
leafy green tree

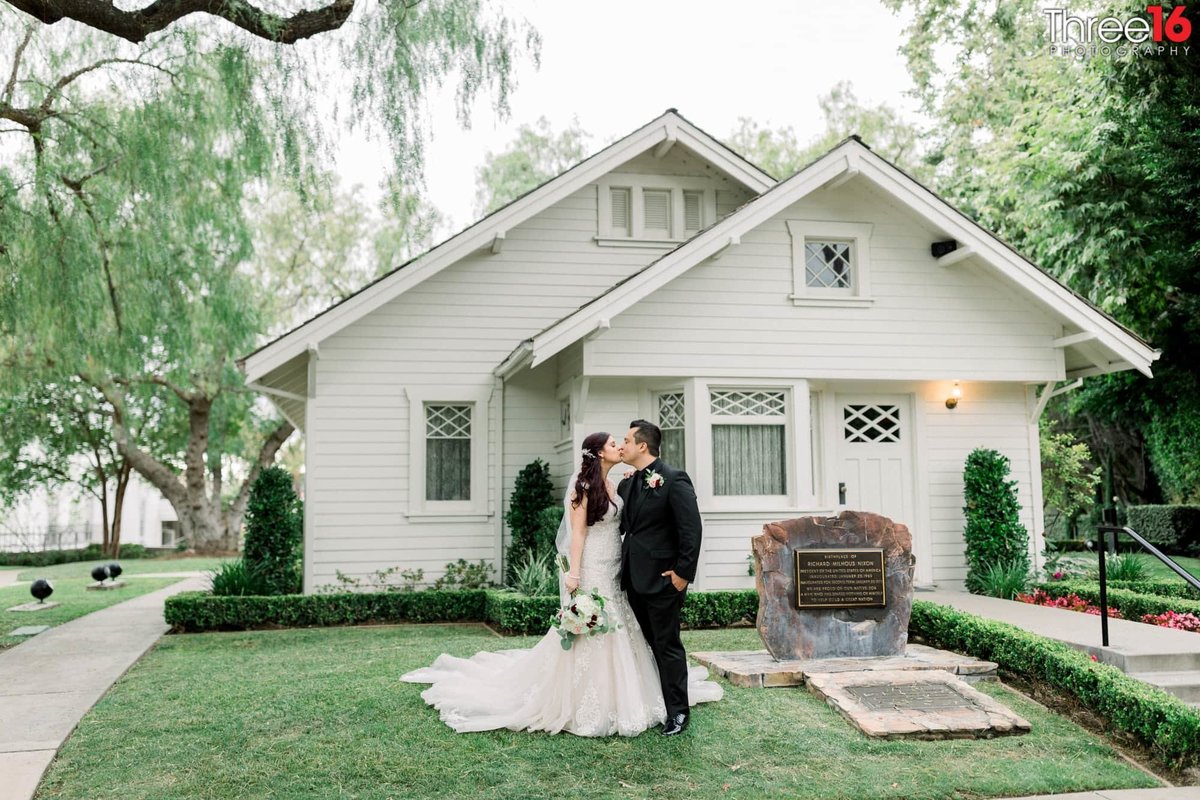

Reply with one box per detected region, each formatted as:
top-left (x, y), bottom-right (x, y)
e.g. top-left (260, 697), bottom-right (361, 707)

top-left (1040, 420), bottom-right (1101, 537)
top-left (0, 381), bottom-right (134, 556)
top-left (962, 448), bottom-right (1030, 593)
top-left (0, 10), bottom-right (532, 548)
top-left (727, 81), bottom-right (928, 180)
top-left (504, 458), bottom-right (555, 582)
top-left (883, 0), bottom-right (1200, 506)
top-left (242, 464), bottom-right (303, 594)
top-left (473, 116), bottom-right (590, 218)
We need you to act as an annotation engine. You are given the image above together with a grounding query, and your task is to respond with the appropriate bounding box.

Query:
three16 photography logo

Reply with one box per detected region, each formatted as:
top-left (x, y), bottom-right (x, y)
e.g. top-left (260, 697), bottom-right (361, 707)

top-left (1045, 5), bottom-right (1193, 58)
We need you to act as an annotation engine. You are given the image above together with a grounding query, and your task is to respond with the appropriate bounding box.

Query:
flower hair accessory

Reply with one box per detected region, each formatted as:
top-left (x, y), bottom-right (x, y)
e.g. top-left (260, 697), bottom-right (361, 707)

top-left (580, 448), bottom-right (596, 460)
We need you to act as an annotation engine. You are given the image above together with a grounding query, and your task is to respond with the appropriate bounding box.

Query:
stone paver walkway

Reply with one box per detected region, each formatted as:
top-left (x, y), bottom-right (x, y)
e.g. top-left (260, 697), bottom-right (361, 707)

top-left (0, 576), bottom-right (205, 800)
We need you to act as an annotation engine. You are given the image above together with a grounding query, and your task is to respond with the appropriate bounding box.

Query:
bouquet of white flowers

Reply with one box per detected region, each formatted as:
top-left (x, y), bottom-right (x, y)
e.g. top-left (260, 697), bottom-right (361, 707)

top-left (552, 588), bottom-right (618, 650)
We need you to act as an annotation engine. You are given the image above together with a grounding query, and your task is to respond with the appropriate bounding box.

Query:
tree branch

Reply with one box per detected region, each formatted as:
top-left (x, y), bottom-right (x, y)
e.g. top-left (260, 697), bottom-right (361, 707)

top-left (227, 418), bottom-right (294, 524)
top-left (5, 0), bottom-right (359, 44)
top-left (3, 25), bottom-right (34, 106)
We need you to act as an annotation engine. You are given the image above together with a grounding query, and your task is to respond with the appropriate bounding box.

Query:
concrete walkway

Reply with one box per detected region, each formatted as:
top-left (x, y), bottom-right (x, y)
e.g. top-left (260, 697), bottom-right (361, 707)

top-left (919, 589), bottom-right (1200, 670)
top-left (0, 568), bottom-right (22, 588)
top-left (0, 576), bottom-right (206, 800)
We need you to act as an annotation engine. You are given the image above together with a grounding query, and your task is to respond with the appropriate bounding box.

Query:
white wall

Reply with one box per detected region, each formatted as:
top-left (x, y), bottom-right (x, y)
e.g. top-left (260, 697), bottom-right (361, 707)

top-left (304, 152), bottom-right (753, 591)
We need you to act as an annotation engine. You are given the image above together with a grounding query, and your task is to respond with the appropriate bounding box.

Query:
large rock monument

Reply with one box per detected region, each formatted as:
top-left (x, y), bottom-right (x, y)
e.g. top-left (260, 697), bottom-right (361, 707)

top-left (752, 510), bottom-right (914, 660)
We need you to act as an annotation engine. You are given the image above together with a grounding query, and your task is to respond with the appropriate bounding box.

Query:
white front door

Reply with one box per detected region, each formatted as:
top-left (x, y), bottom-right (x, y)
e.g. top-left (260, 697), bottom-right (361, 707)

top-left (835, 395), bottom-right (915, 530)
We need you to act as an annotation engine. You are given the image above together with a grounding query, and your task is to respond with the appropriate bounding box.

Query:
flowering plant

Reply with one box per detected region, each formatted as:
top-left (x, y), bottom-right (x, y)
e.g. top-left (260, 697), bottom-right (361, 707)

top-left (1015, 588), bottom-right (1123, 618)
top-left (645, 469), bottom-right (664, 489)
top-left (1141, 610), bottom-right (1200, 632)
top-left (552, 588), bottom-right (619, 650)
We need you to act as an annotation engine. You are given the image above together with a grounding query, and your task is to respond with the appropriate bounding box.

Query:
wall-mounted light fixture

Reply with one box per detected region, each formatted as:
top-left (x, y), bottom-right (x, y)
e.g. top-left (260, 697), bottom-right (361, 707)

top-left (946, 381), bottom-right (962, 409)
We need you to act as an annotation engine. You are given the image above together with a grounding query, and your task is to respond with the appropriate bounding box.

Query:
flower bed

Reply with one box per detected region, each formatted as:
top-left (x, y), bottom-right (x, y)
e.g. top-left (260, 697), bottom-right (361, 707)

top-left (1033, 580), bottom-right (1200, 633)
top-left (1016, 588), bottom-right (1123, 617)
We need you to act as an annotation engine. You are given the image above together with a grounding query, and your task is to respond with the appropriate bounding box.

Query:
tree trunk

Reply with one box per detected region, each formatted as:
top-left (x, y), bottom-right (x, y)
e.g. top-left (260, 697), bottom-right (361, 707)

top-left (109, 460), bottom-right (131, 558)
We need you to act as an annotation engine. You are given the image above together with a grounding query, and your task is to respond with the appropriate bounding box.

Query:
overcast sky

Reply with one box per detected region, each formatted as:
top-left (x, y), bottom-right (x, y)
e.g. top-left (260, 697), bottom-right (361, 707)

top-left (336, 0), bottom-right (923, 231)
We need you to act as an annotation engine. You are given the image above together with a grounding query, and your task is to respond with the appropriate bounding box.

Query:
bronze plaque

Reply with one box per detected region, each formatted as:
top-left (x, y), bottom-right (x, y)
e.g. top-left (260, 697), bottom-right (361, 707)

top-left (795, 548), bottom-right (886, 609)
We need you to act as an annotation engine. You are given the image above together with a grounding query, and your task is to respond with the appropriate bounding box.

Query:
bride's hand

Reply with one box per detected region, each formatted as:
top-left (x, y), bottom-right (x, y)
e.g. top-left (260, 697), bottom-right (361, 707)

top-left (566, 574), bottom-right (580, 594)
top-left (622, 469), bottom-right (635, 480)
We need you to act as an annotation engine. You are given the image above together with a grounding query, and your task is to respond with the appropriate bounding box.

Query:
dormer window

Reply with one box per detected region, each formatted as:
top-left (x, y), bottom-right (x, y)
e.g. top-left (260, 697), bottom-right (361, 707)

top-left (786, 220), bottom-right (875, 307)
top-left (596, 175), bottom-right (716, 248)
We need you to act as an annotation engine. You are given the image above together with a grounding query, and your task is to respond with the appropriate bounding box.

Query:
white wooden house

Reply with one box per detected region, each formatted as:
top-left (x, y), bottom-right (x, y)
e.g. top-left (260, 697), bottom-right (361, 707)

top-left (238, 109), bottom-right (1158, 593)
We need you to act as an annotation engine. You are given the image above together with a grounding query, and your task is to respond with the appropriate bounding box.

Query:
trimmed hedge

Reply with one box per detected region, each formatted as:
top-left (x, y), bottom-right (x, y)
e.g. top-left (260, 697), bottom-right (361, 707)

top-left (165, 589), bottom-right (488, 632)
top-left (165, 587), bottom-right (760, 636)
top-left (1109, 578), bottom-right (1200, 601)
top-left (910, 600), bottom-right (1200, 768)
top-left (0, 543), bottom-right (149, 566)
top-left (1127, 504), bottom-right (1200, 556)
top-left (1034, 580), bottom-right (1200, 620)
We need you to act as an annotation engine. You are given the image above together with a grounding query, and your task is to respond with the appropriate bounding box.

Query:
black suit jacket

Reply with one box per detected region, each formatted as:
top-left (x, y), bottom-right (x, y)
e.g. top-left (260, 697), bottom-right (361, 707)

top-left (618, 459), bottom-right (703, 595)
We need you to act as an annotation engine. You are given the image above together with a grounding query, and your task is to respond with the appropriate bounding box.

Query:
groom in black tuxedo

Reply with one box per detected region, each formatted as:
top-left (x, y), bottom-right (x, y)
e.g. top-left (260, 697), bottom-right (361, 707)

top-left (618, 419), bottom-right (703, 736)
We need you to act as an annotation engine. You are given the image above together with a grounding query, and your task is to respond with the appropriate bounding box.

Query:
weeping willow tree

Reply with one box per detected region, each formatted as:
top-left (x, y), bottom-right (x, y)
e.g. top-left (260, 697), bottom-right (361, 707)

top-left (0, 6), bottom-right (537, 549)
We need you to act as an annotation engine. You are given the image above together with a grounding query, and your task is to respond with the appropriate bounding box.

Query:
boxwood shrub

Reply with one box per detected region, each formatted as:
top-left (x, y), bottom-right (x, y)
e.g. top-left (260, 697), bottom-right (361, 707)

top-left (910, 599), bottom-right (1200, 768)
top-left (165, 587), bottom-right (761, 636)
top-left (164, 589), bottom-right (488, 632)
top-left (1127, 505), bottom-right (1200, 556)
top-left (1109, 578), bottom-right (1200, 601)
top-left (1033, 580), bottom-right (1200, 619)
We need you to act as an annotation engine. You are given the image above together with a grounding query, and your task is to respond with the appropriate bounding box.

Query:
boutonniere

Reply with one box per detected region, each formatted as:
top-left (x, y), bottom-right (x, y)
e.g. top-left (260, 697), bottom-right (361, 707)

top-left (644, 469), bottom-right (664, 490)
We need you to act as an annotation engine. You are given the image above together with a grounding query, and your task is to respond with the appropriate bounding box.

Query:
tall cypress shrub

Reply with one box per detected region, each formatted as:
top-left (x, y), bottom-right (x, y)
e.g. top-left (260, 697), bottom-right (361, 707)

top-left (243, 465), bottom-right (303, 595)
top-left (505, 459), bottom-right (555, 582)
top-left (962, 448), bottom-right (1030, 593)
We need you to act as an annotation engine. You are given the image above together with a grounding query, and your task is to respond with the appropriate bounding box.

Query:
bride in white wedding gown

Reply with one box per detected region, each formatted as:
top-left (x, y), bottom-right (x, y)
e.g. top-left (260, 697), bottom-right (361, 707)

top-left (400, 432), bottom-right (722, 737)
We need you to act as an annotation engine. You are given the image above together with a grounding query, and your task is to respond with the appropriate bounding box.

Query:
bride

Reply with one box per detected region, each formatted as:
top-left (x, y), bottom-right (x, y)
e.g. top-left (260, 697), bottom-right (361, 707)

top-left (400, 431), bottom-right (723, 737)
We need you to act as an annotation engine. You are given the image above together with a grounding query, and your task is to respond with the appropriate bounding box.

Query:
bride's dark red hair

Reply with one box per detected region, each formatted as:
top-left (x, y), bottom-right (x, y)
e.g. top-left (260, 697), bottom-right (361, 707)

top-left (573, 432), bottom-right (612, 527)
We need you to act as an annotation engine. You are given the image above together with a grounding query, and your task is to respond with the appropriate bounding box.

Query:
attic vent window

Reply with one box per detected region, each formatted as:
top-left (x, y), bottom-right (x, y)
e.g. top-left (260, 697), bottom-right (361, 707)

top-left (805, 241), bottom-right (853, 288)
top-left (595, 175), bottom-right (715, 248)
top-left (785, 220), bottom-right (875, 307)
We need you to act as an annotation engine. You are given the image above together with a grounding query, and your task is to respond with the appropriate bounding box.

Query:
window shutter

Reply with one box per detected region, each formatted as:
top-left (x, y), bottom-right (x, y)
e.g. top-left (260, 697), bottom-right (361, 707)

top-left (683, 190), bottom-right (702, 233)
top-left (610, 188), bottom-right (630, 236)
top-left (643, 189), bottom-right (670, 236)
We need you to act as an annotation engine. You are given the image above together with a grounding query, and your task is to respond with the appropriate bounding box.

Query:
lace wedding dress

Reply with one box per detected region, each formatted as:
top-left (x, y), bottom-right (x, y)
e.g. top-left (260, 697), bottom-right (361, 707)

top-left (400, 494), bottom-right (723, 736)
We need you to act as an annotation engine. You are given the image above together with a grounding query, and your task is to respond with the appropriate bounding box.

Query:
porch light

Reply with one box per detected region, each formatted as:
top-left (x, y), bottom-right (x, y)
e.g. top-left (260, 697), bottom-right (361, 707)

top-left (945, 381), bottom-right (962, 409)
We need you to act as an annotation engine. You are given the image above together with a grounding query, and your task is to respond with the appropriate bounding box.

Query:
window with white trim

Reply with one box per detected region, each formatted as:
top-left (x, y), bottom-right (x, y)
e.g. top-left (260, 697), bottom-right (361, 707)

top-left (710, 389), bottom-right (787, 496)
top-left (405, 386), bottom-right (491, 518)
top-left (596, 175), bottom-right (716, 246)
top-left (657, 392), bottom-right (686, 468)
top-left (785, 220), bottom-right (874, 306)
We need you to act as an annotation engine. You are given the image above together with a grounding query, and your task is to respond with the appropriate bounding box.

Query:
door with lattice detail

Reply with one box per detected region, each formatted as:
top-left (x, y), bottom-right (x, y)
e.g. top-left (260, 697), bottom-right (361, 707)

top-left (835, 396), bottom-right (914, 530)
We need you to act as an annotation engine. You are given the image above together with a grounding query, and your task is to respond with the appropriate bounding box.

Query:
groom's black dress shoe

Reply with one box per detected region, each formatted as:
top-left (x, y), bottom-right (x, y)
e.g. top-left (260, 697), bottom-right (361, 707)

top-left (660, 712), bottom-right (689, 736)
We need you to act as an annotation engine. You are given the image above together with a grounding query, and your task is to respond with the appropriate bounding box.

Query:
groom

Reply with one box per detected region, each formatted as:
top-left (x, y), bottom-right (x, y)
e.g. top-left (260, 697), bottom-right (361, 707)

top-left (618, 419), bottom-right (703, 736)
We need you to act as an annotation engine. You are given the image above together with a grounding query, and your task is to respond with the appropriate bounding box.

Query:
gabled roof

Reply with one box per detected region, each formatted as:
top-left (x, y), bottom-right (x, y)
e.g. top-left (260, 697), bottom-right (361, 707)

top-left (520, 137), bottom-right (1160, 378)
top-left (237, 109), bottom-right (776, 384)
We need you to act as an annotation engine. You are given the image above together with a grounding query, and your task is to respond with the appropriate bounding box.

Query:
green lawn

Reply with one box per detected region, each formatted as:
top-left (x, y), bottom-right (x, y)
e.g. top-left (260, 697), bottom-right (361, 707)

top-left (2, 578), bottom-right (184, 650)
top-left (1061, 552), bottom-right (1200, 581)
top-left (16, 556), bottom-right (230, 582)
top-left (36, 625), bottom-right (1161, 800)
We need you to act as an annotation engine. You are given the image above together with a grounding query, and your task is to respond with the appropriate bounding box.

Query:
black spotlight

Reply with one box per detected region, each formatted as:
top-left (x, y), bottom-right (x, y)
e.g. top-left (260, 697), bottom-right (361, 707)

top-left (108, 562), bottom-right (123, 580)
top-left (31, 579), bottom-right (54, 603)
top-left (91, 564), bottom-right (111, 583)
top-left (931, 240), bottom-right (958, 258)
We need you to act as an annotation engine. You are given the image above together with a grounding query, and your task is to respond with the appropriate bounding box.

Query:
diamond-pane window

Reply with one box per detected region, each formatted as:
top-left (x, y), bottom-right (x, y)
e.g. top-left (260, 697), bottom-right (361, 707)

top-left (658, 392), bottom-right (686, 468)
top-left (805, 241), bottom-right (853, 289)
top-left (426, 404), bottom-right (471, 501)
top-left (842, 404), bottom-right (901, 443)
top-left (710, 390), bottom-right (786, 417)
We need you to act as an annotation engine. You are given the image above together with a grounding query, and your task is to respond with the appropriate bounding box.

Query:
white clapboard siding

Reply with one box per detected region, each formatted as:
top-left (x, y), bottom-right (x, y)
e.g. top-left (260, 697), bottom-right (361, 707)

top-left (584, 181), bottom-right (1065, 381)
top-left (305, 166), bottom-right (744, 591)
top-left (557, 378), bottom-right (1039, 592)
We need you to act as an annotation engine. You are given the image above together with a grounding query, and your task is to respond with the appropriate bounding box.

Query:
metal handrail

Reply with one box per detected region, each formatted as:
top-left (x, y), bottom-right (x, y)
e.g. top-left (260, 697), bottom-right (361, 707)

top-left (1092, 519), bottom-right (1200, 646)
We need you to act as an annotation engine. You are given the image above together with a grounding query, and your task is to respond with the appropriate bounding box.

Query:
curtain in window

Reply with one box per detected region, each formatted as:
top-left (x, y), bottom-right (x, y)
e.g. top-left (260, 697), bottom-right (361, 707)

top-left (427, 439), bottom-right (470, 500)
top-left (712, 425), bottom-right (785, 495)
top-left (661, 428), bottom-right (686, 469)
